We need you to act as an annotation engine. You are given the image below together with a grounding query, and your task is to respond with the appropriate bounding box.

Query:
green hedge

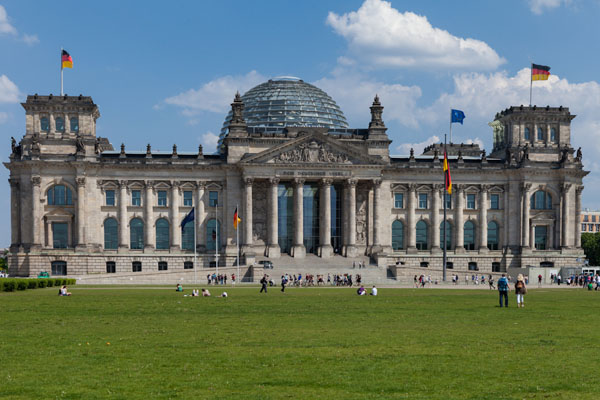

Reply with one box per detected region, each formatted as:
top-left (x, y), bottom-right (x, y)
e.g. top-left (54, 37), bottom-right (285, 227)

top-left (1, 278), bottom-right (76, 292)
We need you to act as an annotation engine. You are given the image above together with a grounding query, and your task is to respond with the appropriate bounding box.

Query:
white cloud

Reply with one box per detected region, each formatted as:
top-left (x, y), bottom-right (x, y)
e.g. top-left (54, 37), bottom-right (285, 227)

top-left (326, 0), bottom-right (504, 70)
top-left (164, 70), bottom-right (266, 115)
top-left (199, 131), bottom-right (219, 154)
top-left (0, 111), bottom-right (8, 124)
top-left (0, 75), bottom-right (20, 103)
top-left (395, 135), bottom-right (440, 155)
top-left (22, 34), bottom-right (39, 45)
top-left (529, 0), bottom-right (570, 14)
top-left (0, 6), bottom-right (17, 35)
top-left (314, 70), bottom-right (422, 128)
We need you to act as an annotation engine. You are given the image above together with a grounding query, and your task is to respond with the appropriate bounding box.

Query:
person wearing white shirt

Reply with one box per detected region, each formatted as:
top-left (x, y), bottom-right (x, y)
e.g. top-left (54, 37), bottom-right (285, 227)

top-left (370, 286), bottom-right (378, 296)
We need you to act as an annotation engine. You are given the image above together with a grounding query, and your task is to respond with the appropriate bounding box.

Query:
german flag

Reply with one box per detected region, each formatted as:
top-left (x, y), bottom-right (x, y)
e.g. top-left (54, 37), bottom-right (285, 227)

top-left (233, 207), bottom-right (241, 230)
top-left (532, 63), bottom-right (550, 81)
top-left (443, 150), bottom-right (452, 195)
top-left (61, 50), bottom-right (73, 69)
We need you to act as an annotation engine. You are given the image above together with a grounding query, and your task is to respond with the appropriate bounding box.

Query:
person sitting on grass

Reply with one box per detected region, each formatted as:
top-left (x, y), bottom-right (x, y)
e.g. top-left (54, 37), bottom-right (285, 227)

top-left (370, 286), bottom-right (378, 296)
top-left (59, 285), bottom-right (71, 296)
top-left (357, 286), bottom-right (366, 295)
top-left (221, 292), bottom-right (228, 298)
top-left (191, 289), bottom-right (199, 297)
top-left (176, 283), bottom-right (183, 292)
top-left (201, 288), bottom-right (211, 297)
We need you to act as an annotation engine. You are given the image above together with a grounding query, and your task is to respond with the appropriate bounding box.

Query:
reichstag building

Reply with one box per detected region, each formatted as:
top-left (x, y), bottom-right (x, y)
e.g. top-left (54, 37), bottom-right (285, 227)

top-left (5, 77), bottom-right (588, 279)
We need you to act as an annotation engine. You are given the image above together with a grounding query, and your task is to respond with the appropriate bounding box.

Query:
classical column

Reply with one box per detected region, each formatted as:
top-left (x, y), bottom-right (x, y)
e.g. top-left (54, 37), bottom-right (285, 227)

top-left (144, 181), bottom-right (154, 250)
top-left (9, 178), bottom-right (20, 249)
top-left (118, 180), bottom-right (128, 249)
top-left (319, 179), bottom-right (333, 258)
top-left (243, 178), bottom-right (254, 252)
top-left (345, 179), bottom-right (358, 257)
top-left (455, 185), bottom-right (464, 252)
top-left (76, 177), bottom-right (86, 249)
top-left (291, 178), bottom-right (305, 258)
top-left (575, 186), bottom-right (584, 248)
top-left (170, 182), bottom-right (181, 251)
top-left (503, 186), bottom-right (509, 248)
top-left (522, 183), bottom-right (532, 249)
top-left (196, 182), bottom-right (205, 251)
top-left (407, 184), bottom-right (417, 251)
top-left (267, 177), bottom-right (280, 258)
top-left (31, 176), bottom-right (41, 248)
top-left (431, 184), bottom-right (441, 251)
top-left (561, 183), bottom-right (571, 248)
top-left (479, 185), bottom-right (488, 252)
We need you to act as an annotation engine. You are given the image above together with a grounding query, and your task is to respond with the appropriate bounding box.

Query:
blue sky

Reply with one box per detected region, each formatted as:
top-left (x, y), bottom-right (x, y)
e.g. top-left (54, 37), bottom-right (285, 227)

top-left (1, 0), bottom-right (600, 247)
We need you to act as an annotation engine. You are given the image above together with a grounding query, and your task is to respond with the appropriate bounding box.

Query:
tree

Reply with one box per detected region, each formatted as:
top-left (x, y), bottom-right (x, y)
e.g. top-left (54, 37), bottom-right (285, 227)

top-left (581, 233), bottom-right (600, 266)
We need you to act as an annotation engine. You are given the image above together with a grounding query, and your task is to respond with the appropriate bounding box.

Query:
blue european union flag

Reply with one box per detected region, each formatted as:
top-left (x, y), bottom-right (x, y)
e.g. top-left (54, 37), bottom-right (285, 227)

top-left (451, 109), bottom-right (466, 124)
top-left (181, 207), bottom-right (195, 231)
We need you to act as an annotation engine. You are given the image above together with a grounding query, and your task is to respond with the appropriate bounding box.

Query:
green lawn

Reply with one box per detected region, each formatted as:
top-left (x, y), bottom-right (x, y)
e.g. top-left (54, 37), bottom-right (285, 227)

top-left (1, 286), bottom-right (599, 399)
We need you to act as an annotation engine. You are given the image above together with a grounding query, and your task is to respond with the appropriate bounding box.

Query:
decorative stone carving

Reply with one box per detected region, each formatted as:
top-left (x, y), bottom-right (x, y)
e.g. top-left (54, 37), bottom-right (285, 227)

top-left (274, 141), bottom-right (350, 164)
top-left (231, 92), bottom-right (245, 125)
top-left (76, 177), bottom-right (86, 187)
top-left (369, 95), bottom-right (385, 128)
top-left (576, 147), bottom-right (582, 162)
top-left (31, 176), bottom-right (41, 186)
top-left (576, 185), bottom-right (584, 195)
top-left (356, 186), bottom-right (368, 245)
top-left (30, 134), bottom-right (40, 156)
top-left (75, 134), bottom-right (85, 154)
top-left (269, 177), bottom-right (280, 185)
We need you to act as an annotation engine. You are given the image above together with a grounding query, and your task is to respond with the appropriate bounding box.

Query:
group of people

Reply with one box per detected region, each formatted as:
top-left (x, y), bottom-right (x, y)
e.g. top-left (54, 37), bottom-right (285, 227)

top-left (58, 285), bottom-right (71, 296)
top-left (178, 284), bottom-right (227, 297)
top-left (206, 273), bottom-right (235, 285)
top-left (356, 285), bottom-right (377, 296)
top-left (497, 274), bottom-right (527, 308)
top-left (564, 273), bottom-right (600, 289)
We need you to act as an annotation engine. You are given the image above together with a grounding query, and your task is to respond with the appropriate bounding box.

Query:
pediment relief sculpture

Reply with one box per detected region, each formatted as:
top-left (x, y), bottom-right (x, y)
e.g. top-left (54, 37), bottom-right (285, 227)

top-left (271, 141), bottom-right (351, 164)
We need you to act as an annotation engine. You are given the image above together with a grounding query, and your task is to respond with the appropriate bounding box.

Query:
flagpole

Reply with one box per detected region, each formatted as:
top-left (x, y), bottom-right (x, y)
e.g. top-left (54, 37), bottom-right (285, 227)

top-left (443, 134), bottom-right (447, 283)
top-left (193, 207), bottom-right (197, 285)
top-left (215, 203), bottom-right (219, 277)
top-left (60, 47), bottom-right (64, 96)
top-left (449, 110), bottom-right (453, 144)
top-left (529, 63), bottom-right (533, 107)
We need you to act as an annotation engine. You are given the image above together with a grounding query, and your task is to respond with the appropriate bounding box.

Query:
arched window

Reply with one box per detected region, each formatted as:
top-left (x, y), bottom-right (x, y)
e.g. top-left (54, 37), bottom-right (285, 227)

top-left (524, 127), bottom-right (530, 140)
top-left (55, 117), bottom-right (65, 132)
top-left (41, 117), bottom-right (49, 132)
top-left (537, 127), bottom-right (544, 141)
top-left (440, 220), bottom-right (452, 250)
top-left (182, 221), bottom-right (194, 250)
top-left (464, 221), bottom-right (475, 250)
top-left (550, 127), bottom-right (556, 142)
top-left (487, 221), bottom-right (499, 250)
top-left (130, 218), bottom-right (144, 250)
top-left (416, 220), bottom-right (428, 250)
top-left (70, 117), bottom-right (79, 133)
top-left (392, 220), bottom-right (404, 250)
top-left (530, 190), bottom-right (552, 210)
top-left (206, 219), bottom-right (221, 251)
top-left (104, 218), bottom-right (118, 250)
top-left (47, 185), bottom-right (73, 205)
top-left (155, 219), bottom-right (170, 250)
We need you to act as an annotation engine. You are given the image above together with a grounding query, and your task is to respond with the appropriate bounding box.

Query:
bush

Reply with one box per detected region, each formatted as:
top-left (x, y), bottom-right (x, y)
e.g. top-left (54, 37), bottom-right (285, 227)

top-left (16, 279), bottom-right (27, 291)
top-left (38, 279), bottom-right (47, 288)
top-left (0, 280), bottom-right (4, 291)
top-left (46, 279), bottom-right (54, 288)
top-left (27, 280), bottom-right (38, 289)
top-left (3, 280), bottom-right (15, 292)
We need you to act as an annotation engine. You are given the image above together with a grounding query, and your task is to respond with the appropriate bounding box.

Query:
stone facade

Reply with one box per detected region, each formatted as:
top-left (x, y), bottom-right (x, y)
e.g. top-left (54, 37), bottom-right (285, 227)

top-left (4, 92), bottom-right (589, 280)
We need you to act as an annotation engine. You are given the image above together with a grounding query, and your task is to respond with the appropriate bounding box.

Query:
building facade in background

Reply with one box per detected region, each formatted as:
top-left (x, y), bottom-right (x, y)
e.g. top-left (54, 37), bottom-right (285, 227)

top-left (4, 78), bottom-right (589, 279)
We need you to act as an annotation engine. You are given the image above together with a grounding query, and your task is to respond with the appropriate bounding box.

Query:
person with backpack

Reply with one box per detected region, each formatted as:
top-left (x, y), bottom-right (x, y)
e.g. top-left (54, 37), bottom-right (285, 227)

top-left (515, 274), bottom-right (527, 308)
top-left (497, 274), bottom-right (510, 307)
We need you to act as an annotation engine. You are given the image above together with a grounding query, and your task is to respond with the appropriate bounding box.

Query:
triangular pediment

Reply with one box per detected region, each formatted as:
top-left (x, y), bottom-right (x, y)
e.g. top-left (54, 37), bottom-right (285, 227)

top-left (240, 132), bottom-right (386, 166)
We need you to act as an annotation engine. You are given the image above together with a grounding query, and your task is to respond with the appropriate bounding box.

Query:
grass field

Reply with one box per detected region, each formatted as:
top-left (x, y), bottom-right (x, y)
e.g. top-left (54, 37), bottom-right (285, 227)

top-left (1, 285), bottom-right (599, 399)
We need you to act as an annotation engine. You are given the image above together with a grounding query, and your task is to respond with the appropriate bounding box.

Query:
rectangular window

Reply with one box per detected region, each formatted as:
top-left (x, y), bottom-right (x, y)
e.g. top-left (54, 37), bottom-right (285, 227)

top-left (490, 194), bottom-right (499, 210)
top-left (52, 222), bottom-right (68, 249)
top-left (445, 194), bottom-right (452, 209)
top-left (420, 262), bottom-right (429, 268)
top-left (492, 262), bottom-right (501, 272)
top-left (105, 190), bottom-right (115, 206)
top-left (466, 194), bottom-right (476, 209)
top-left (209, 191), bottom-right (218, 207)
top-left (584, 215), bottom-right (589, 222)
top-left (596, 224), bottom-right (600, 232)
top-left (157, 190), bottom-right (167, 206)
top-left (51, 261), bottom-right (67, 276)
top-left (132, 190), bottom-right (141, 206)
top-left (132, 261), bottom-right (142, 272)
top-left (446, 262), bottom-right (453, 269)
top-left (158, 261), bottom-right (168, 271)
top-left (468, 262), bottom-right (479, 271)
top-left (394, 193), bottom-right (404, 209)
top-left (535, 225), bottom-right (548, 250)
top-left (582, 224), bottom-right (586, 232)
top-left (589, 224), bottom-right (594, 231)
top-left (592, 215), bottom-right (596, 222)
top-left (183, 191), bottom-right (193, 206)
top-left (418, 193), bottom-right (428, 209)
top-left (184, 261), bottom-right (194, 270)
top-left (106, 261), bottom-right (116, 273)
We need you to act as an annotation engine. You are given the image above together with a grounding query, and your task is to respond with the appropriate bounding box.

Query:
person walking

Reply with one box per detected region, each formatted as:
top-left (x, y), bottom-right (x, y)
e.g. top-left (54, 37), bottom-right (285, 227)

top-left (497, 273), bottom-right (510, 307)
top-left (260, 274), bottom-right (268, 293)
top-left (281, 275), bottom-right (287, 292)
top-left (515, 274), bottom-right (527, 308)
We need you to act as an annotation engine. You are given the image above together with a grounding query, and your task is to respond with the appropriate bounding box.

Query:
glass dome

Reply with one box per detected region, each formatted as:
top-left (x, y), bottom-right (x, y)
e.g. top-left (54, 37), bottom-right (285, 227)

top-left (219, 77), bottom-right (348, 152)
